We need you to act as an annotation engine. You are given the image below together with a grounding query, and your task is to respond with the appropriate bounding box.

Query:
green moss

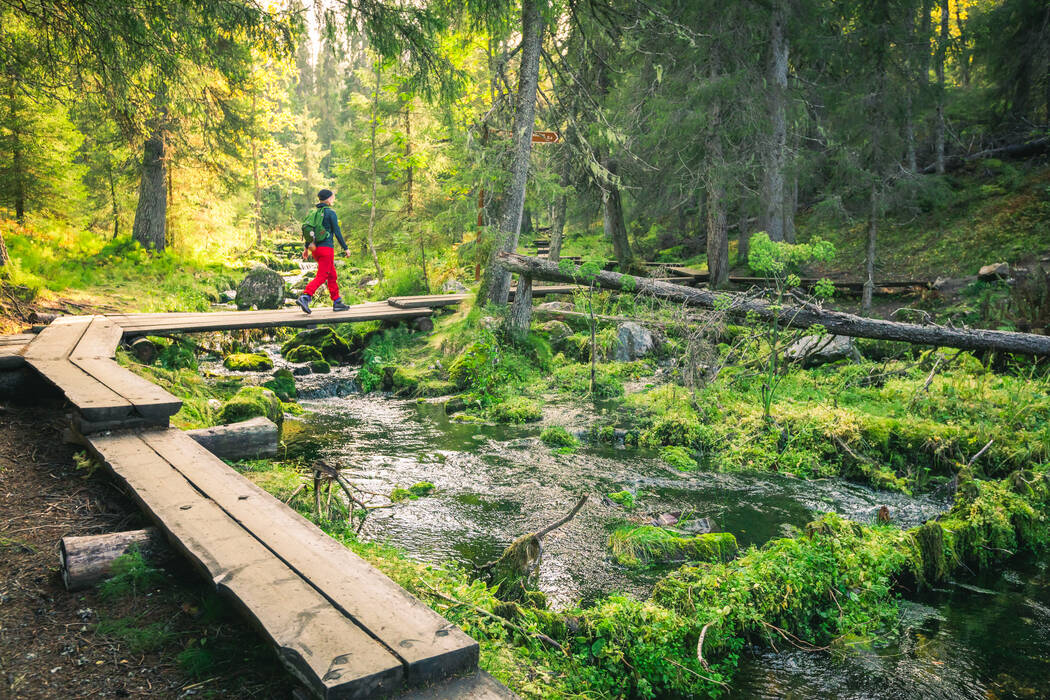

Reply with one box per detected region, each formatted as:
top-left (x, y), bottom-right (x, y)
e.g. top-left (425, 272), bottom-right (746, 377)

top-left (609, 526), bottom-right (737, 567)
top-left (540, 426), bottom-right (578, 448)
top-left (606, 490), bottom-right (635, 509)
top-left (281, 327), bottom-right (354, 364)
top-left (419, 379), bottom-right (456, 396)
top-left (223, 352), bottom-right (273, 372)
top-left (219, 386), bottom-right (283, 426)
top-left (491, 396), bottom-right (543, 423)
top-left (284, 345), bottom-right (324, 364)
top-left (660, 446), bottom-right (699, 471)
top-left (262, 369), bottom-right (296, 402)
top-left (409, 481), bottom-right (435, 497)
top-left (310, 360), bottom-right (331, 374)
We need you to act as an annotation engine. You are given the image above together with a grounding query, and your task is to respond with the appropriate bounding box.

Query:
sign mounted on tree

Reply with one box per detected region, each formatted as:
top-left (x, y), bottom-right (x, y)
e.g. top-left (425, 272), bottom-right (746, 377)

top-left (531, 131), bottom-right (559, 143)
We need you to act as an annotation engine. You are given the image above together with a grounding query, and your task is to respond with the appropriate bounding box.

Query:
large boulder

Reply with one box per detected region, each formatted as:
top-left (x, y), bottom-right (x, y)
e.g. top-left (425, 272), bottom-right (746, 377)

top-left (537, 320), bottom-right (572, 347)
top-left (280, 327), bottom-right (354, 364)
top-left (783, 334), bottom-right (862, 367)
top-left (223, 352), bottom-right (274, 372)
top-left (612, 322), bottom-right (657, 362)
top-left (219, 386), bottom-right (283, 426)
top-left (978, 262), bottom-right (1010, 282)
top-left (235, 268), bottom-right (285, 310)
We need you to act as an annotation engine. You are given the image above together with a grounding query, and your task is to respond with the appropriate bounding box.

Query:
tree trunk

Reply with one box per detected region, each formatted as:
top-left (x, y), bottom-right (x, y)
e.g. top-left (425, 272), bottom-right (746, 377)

top-left (706, 182), bottom-right (728, 288)
top-left (404, 105), bottom-right (427, 291)
top-left (602, 157), bottom-right (633, 268)
top-left (497, 253), bottom-right (1050, 356)
top-left (954, 3), bottom-right (971, 87)
top-left (366, 60), bottom-right (384, 281)
top-left (784, 168), bottom-right (798, 243)
top-left (480, 0), bottom-right (543, 305)
top-left (252, 90), bottom-right (262, 247)
top-left (60, 528), bottom-right (165, 591)
top-left (761, 0), bottom-right (789, 242)
top-left (0, 229), bottom-right (8, 267)
top-left (736, 206), bottom-right (751, 266)
top-left (548, 168), bottom-right (568, 261)
top-left (107, 159), bottom-right (119, 239)
top-left (132, 127), bottom-right (167, 251)
top-left (905, 95), bottom-right (918, 174)
top-left (862, 179), bottom-right (879, 315)
top-left (506, 273), bottom-right (533, 338)
top-left (934, 0), bottom-right (949, 175)
top-left (184, 416), bottom-right (279, 460)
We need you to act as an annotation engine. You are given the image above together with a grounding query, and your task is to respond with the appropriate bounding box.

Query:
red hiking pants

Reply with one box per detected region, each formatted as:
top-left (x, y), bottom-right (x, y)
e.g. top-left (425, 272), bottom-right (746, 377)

top-left (304, 246), bottom-right (340, 301)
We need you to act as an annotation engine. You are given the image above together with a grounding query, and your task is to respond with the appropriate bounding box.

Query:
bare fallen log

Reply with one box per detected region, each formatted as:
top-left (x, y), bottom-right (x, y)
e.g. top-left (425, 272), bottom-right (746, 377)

top-left (497, 252), bottom-right (1050, 356)
top-left (185, 416), bottom-right (278, 460)
top-left (60, 528), bottom-right (165, 591)
top-left (921, 136), bottom-right (1050, 174)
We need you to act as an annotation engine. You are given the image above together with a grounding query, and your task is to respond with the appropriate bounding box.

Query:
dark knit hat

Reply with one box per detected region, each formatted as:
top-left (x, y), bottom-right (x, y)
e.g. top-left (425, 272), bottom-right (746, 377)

top-left (318, 188), bottom-right (333, 201)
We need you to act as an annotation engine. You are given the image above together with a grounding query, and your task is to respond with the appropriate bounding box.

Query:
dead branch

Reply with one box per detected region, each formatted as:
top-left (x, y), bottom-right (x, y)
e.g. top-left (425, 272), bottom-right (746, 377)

top-left (535, 495), bottom-right (588, 539)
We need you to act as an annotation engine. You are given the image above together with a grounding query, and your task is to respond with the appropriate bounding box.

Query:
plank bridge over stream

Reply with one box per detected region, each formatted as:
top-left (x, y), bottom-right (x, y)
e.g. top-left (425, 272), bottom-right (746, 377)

top-left (0, 294), bottom-right (542, 699)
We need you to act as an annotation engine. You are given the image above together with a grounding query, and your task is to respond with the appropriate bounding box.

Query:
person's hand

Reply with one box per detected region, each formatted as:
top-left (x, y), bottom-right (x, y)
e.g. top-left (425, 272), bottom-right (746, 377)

top-left (343, 249), bottom-right (350, 258)
top-left (301, 248), bottom-right (310, 261)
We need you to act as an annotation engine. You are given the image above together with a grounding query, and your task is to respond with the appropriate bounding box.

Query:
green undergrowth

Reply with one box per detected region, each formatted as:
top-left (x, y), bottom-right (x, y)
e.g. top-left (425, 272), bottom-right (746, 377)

top-left (236, 457), bottom-right (1050, 699)
top-left (804, 162), bottom-right (1050, 278)
top-left (623, 354), bottom-right (1050, 493)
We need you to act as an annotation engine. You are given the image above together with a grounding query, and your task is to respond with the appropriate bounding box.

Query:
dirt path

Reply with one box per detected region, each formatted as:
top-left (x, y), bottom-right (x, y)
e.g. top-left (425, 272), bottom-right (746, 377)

top-left (0, 404), bottom-right (296, 699)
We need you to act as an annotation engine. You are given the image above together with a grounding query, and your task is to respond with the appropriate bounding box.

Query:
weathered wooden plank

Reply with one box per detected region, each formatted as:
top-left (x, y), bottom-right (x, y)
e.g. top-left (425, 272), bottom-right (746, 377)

top-left (0, 349), bottom-right (26, 370)
top-left (388, 294), bottom-right (470, 309)
top-left (116, 307), bottom-right (432, 335)
top-left (69, 357), bottom-right (181, 422)
top-left (185, 416), bottom-right (278, 460)
top-left (88, 432), bottom-right (405, 699)
top-left (139, 429), bottom-right (480, 684)
top-left (396, 671), bottom-right (519, 699)
top-left (71, 317), bottom-right (124, 360)
top-left (0, 334), bottom-right (35, 346)
top-left (22, 316), bottom-right (93, 361)
top-left (25, 359), bottom-right (133, 422)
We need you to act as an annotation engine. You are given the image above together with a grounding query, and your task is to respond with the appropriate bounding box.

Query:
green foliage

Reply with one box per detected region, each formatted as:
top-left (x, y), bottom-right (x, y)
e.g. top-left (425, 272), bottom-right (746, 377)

top-left (391, 481), bottom-right (436, 502)
top-left (96, 616), bottom-right (173, 654)
top-left (97, 550), bottom-right (165, 601)
top-left (609, 526), bottom-right (738, 567)
top-left (153, 337), bottom-right (198, 371)
top-left (219, 386), bottom-right (283, 426)
top-left (490, 396), bottom-right (543, 423)
top-left (606, 490), bottom-right (635, 509)
top-left (223, 352), bottom-right (274, 372)
top-left (540, 426), bottom-right (578, 448)
top-left (748, 232), bottom-right (835, 277)
top-left (359, 327), bottom-right (417, 393)
top-left (660, 445), bottom-right (699, 471)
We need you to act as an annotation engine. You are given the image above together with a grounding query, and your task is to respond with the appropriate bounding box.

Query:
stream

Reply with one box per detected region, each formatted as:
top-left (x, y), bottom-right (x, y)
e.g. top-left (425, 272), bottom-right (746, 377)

top-left (216, 348), bottom-right (1050, 698)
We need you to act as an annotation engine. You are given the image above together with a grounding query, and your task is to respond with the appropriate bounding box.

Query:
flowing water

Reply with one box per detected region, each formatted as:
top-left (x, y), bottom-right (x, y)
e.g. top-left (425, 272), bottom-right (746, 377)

top-left (214, 351), bottom-right (1050, 698)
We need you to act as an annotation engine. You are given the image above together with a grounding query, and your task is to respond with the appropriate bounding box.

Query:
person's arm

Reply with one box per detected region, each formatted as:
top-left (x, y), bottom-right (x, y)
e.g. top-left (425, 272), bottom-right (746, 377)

top-left (327, 209), bottom-right (349, 252)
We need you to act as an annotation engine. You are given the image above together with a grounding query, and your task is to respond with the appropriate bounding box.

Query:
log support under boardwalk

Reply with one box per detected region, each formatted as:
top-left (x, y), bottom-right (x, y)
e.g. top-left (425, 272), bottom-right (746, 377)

top-left (60, 528), bottom-right (165, 591)
top-left (185, 416), bottom-right (279, 460)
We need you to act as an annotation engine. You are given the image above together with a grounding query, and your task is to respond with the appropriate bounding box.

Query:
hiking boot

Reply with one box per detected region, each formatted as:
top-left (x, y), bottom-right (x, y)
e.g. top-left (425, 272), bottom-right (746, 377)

top-left (296, 294), bottom-right (312, 314)
top-left (332, 299), bottom-right (350, 312)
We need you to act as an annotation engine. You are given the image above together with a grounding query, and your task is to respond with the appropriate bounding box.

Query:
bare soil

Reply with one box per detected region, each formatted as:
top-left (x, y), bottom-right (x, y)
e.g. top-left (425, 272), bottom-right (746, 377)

top-left (0, 403), bottom-right (296, 699)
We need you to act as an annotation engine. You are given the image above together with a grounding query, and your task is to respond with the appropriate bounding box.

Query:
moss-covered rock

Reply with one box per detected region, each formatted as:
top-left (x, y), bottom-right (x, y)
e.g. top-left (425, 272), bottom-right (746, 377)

top-left (660, 446), bottom-right (699, 471)
top-left (284, 345), bottom-right (324, 364)
top-left (223, 353), bottom-right (274, 372)
top-left (219, 386), bottom-right (283, 426)
top-left (310, 360), bottom-right (331, 374)
top-left (540, 426), bottom-right (577, 448)
top-left (235, 268), bottom-right (285, 310)
top-left (390, 481), bottom-right (436, 502)
top-left (609, 527), bottom-right (737, 567)
top-left (262, 369), bottom-right (296, 402)
top-left (281, 327), bottom-right (354, 364)
top-left (607, 490), bottom-right (636, 509)
top-left (491, 396), bottom-right (543, 424)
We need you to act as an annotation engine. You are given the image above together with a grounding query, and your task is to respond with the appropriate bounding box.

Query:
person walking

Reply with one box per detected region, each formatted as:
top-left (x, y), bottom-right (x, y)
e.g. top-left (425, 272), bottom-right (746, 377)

top-left (297, 189), bottom-right (350, 314)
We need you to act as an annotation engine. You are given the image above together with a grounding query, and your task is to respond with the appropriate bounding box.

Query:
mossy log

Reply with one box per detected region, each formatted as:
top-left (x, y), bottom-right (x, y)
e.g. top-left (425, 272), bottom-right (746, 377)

top-left (497, 253), bottom-right (1050, 356)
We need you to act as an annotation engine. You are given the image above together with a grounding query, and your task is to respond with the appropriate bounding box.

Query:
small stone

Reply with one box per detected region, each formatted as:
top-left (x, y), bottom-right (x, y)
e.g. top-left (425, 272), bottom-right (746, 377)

top-left (783, 334), bottom-right (861, 367)
top-left (441, 278), bottom-right (469, 293)
top-left (612, 322), bottom-right (657, 362)
top-left (292, 366), bottom-right (312, 376)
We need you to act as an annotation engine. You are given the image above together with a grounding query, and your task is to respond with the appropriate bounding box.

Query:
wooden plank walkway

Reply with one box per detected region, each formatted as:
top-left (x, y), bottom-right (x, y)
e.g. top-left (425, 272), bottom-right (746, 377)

top-left (1, 300), bottom-right (509, 699)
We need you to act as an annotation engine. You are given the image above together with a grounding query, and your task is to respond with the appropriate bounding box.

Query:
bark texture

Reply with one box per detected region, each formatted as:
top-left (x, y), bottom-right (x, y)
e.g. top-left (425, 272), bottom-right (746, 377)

top-left (761, 1), bottom-right (789, 242)
top-left (506, 273), bottom-right (534, 338)
top-left (498, 253), bottom-right (1050, 356)
top-left (60, 528), bottom-right (164, 591)
top-left (934, 0), bottom-right (949, 175)
top-left (548, 168), bottom-right (568, 261)
top-left (480, 0), bottom-right (543, 305)
top-left (602, 157), bottom-right (633, 267)
top-left (366, 60), bottom-right (384, 281)
top-left (131, 127), bottom-right (167, 251)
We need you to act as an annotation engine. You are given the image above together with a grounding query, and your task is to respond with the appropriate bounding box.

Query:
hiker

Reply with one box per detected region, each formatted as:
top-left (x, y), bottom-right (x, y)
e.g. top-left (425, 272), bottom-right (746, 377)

top-left (297, 189), bottom-right (350, 314)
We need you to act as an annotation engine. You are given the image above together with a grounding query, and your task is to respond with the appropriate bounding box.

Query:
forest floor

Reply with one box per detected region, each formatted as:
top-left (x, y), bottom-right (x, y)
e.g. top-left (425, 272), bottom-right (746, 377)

top-left (0, 405), bottom-right (295, 700)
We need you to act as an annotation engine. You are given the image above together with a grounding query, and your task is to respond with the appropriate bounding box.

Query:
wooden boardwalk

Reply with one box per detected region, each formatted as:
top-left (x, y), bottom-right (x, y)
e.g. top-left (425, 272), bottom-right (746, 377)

top-left (2, 299), bottom-right (521, 699)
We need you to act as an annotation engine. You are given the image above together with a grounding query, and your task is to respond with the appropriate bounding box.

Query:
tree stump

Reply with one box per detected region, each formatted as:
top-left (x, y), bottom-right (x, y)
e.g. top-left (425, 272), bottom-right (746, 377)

top-left (60, 528), bottom-right (165, 591)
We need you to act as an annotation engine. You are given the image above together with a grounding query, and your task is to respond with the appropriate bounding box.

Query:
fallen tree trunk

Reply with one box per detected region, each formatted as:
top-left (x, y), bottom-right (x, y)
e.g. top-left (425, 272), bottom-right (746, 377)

top-left (185, 416), bottom-right (278, 460)
top-left (921, 136), bottom-right (1050, 174)
top-left (60, 528), bottom-right (165, 591)
top-left (498, 253), bottom-right (1050, 356)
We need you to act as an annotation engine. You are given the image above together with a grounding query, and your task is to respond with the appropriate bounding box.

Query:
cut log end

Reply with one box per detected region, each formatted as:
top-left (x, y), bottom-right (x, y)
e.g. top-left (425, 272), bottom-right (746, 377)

top-left (60, 528), bottom-right (165, 591)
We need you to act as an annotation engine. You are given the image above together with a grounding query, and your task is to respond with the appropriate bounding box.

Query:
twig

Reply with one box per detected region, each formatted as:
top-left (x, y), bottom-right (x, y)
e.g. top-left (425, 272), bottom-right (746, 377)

top-left (662, 655), bottom-right (729, 688)
top-left (696, 622), bottom-right (713, 671)
top-left (284, 482), bottom-right (306, 504)
top-left (416, 578), bottom-right (567, 654)
top-left (535, 495), bottom-right (588, 539)
top-left (760, 621), bottom-right (829, 651)
top-left (966, 439), bottom-right (994, 468)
